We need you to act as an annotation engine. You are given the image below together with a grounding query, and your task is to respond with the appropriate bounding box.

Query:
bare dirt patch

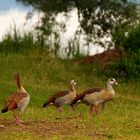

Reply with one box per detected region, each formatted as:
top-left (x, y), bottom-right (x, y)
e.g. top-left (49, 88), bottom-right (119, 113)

top-left (0, 118), bottom-right (108, 139)
top-left (77, 48), bottom-right (122, 68)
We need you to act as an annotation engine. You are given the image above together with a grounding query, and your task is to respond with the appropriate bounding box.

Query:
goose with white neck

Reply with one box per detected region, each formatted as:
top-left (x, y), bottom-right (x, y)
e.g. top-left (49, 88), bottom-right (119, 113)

top-left (1, 73), bottom-right (30, 125)
top-left (70, 78), bottom-right (118, 115)
top-left (43, 80), bottom-right (77, 112)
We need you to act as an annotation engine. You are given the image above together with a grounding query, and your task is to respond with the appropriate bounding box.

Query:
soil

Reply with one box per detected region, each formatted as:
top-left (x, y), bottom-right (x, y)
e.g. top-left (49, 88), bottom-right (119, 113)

top-left (77, 48), bottom-right (122, 69)
top-left (0, 117), bottom-right (108, 139)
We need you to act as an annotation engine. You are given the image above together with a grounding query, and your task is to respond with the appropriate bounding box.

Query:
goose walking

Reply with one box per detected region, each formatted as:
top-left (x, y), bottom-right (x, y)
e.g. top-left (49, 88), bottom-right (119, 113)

top-left (1, 73), bottom-right (30, 125)
top-left (43, 80), bottom-right (77, 112)
top-left (70, 78), bottom-right (118, 115)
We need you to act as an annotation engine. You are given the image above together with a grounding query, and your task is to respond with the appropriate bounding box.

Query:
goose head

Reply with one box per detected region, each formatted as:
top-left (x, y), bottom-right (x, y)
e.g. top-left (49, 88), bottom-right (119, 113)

top-left (107, 78), bottom-right (118, 86)
top-left (70, 80), bottom-right (77, 86)
top-left (69, 80), bottom-right (77, 92)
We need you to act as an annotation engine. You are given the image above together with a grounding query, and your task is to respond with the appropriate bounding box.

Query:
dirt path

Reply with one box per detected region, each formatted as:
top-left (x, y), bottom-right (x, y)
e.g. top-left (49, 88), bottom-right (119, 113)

top-left (0, 118), bottom-right (108, 139)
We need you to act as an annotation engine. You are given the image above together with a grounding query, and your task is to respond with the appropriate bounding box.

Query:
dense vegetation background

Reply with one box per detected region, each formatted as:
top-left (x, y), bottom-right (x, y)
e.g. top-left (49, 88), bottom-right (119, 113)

top-left (0, 0), bottom-right (139, 80)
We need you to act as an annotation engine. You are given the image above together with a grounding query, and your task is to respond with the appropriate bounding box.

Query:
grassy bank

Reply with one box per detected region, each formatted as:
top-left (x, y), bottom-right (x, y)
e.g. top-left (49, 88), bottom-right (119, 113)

top-left (0, 52), bottom-right (139, 140)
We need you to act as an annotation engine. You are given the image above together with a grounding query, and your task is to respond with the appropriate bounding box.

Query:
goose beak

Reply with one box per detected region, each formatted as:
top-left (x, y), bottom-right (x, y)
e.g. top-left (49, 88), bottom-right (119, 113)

top-left (74, 82), bottom-right (77, 85)
top-left (114, 81), bottom-right (118, 85)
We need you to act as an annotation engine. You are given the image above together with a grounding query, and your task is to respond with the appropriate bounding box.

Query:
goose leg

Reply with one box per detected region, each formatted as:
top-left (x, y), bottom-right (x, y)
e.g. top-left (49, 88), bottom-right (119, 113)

top-left (13, 112), bottom-right (21, 125)
top-left (89, 105), bottom-right (94, 115)
top-left (101, 103), bottom-right (106, 111)
top-left (56, 106), bottom-right (64, 112)
top-left (71, 105), bottom-right (76, 111)
top-left (95, 106), bottom-right (99, 115)
top-left (17, 112), bottom-right (24, 123)
top-left (13, 112), bottom-right (23, 125)
top-left (71, 102), bottom-right (79, 111)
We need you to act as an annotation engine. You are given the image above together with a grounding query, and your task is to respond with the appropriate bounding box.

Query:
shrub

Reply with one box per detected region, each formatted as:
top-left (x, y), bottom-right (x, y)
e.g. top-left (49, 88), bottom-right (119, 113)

top-left (105, 53), bottom-right (140, 81)
top-left (105, 23), bottom-right (140, 81)
top-left (124, 23), bottom-right (140, 53)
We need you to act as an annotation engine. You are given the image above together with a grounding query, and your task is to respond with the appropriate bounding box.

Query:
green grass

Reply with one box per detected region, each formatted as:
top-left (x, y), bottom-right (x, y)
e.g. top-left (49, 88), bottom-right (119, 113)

top-left (0, 51), bottom-right (139, 140)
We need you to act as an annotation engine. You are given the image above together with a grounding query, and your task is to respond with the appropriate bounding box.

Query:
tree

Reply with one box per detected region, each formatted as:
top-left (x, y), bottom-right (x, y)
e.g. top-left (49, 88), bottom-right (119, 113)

top-left (17, 0), bottom-right (139, 49)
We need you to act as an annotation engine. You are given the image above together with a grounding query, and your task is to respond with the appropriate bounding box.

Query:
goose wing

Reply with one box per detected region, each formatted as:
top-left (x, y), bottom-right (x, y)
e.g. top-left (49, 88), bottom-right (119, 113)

top-left (70, 88), bottom-right (102, 106)
top-left (43, 90), bottom-right (68, 107)
top-left (1, 92), bottom-right (28, 112)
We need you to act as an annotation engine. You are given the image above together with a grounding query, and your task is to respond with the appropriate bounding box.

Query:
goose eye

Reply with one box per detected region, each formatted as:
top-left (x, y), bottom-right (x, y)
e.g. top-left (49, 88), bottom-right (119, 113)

top-left (110, 78), bottom-right (115, 82)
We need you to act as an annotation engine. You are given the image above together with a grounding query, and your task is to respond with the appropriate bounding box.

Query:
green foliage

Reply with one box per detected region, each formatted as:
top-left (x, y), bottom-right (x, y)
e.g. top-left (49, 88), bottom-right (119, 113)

top-left (0, 27), bottom-right (42, 54)
top-left (113, 26), bottom-right (128, 48)
top-left (17, 0), bottom-right (139, 48)
top-left (0, 26), bottom-right (87, 58)
top-left (104, 52), bottom-right (140, 81)
top-left (108, 23), bottom-right (140, 80)
top-left (64, 35), bottom-right (86, 59)
top-left (114, 23), bottom-right (140, 53)
top-left (124, 23), bottom-right (140, 53)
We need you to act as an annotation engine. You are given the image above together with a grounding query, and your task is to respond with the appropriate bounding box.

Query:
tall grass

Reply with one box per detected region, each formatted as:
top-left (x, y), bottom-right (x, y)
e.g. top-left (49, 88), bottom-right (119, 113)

top-left (0, 27), bottom-right (86, 59)
top-left (0, 28), bottom-right (40, 53)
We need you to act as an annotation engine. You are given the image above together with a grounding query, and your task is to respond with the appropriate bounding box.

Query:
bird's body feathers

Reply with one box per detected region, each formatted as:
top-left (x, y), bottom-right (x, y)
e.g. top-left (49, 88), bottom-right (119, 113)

top-left (43, 80), bottom-right (77, 109)
top-left (2, 91), bottom-right (29, 113)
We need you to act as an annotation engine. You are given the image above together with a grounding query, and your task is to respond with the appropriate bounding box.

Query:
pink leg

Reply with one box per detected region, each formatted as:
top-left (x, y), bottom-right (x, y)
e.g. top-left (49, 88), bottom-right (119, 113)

top-left (76, 111), bottom-right (83, 118)
top-left (14, 114), bottom-right (21, 125)
top-left (56, 106), bottom-right (64, 112)
top-left (89, 105), bottom-right (94, 115)
top-left (71, 105), bottom-right (77, 111)
top-left (13, 112), bottom-right (23, 125)
top-left (101, 103), bottom-right (106, 111)
top-left (17, 112), bottom-right (24, 123)
top-left (71, 102), bottom-right (80, 111)
top-left (95, 106), bottom-right (99, 115)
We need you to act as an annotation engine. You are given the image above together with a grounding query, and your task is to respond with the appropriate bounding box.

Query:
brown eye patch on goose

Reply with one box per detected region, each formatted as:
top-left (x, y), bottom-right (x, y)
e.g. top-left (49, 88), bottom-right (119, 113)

top-left (72, 80), bottom-right (76, 84)
top-left (110, 78), bottom-right (114, 81)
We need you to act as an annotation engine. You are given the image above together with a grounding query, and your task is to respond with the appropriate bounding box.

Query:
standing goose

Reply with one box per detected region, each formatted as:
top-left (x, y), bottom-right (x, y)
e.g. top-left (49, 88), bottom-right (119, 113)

top-left (43, 80), bottom-right (77, 112)
top-left (1, 73), bottom-right (30, 125)
top-left (70, 78), bottom-right (118, 115)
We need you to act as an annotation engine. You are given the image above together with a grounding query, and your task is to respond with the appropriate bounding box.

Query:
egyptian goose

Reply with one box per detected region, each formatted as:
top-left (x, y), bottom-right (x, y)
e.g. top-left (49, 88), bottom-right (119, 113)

top-left (43, 80), bottom-right (77, 112)
top-left (1, 73), bottom-right (30, 125)
top-left (70, 78), bottom-right (118, 115)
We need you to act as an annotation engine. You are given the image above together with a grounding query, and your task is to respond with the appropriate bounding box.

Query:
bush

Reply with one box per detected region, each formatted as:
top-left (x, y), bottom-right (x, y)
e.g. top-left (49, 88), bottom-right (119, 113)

top-left (105, 52), bottom-right (140, 81)
top-left (114, 23), bottom-right (140, 52)
top-left (107, 23), bottom-right (140, 81)
top-left (124, 24), bottom-right (140, 53)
